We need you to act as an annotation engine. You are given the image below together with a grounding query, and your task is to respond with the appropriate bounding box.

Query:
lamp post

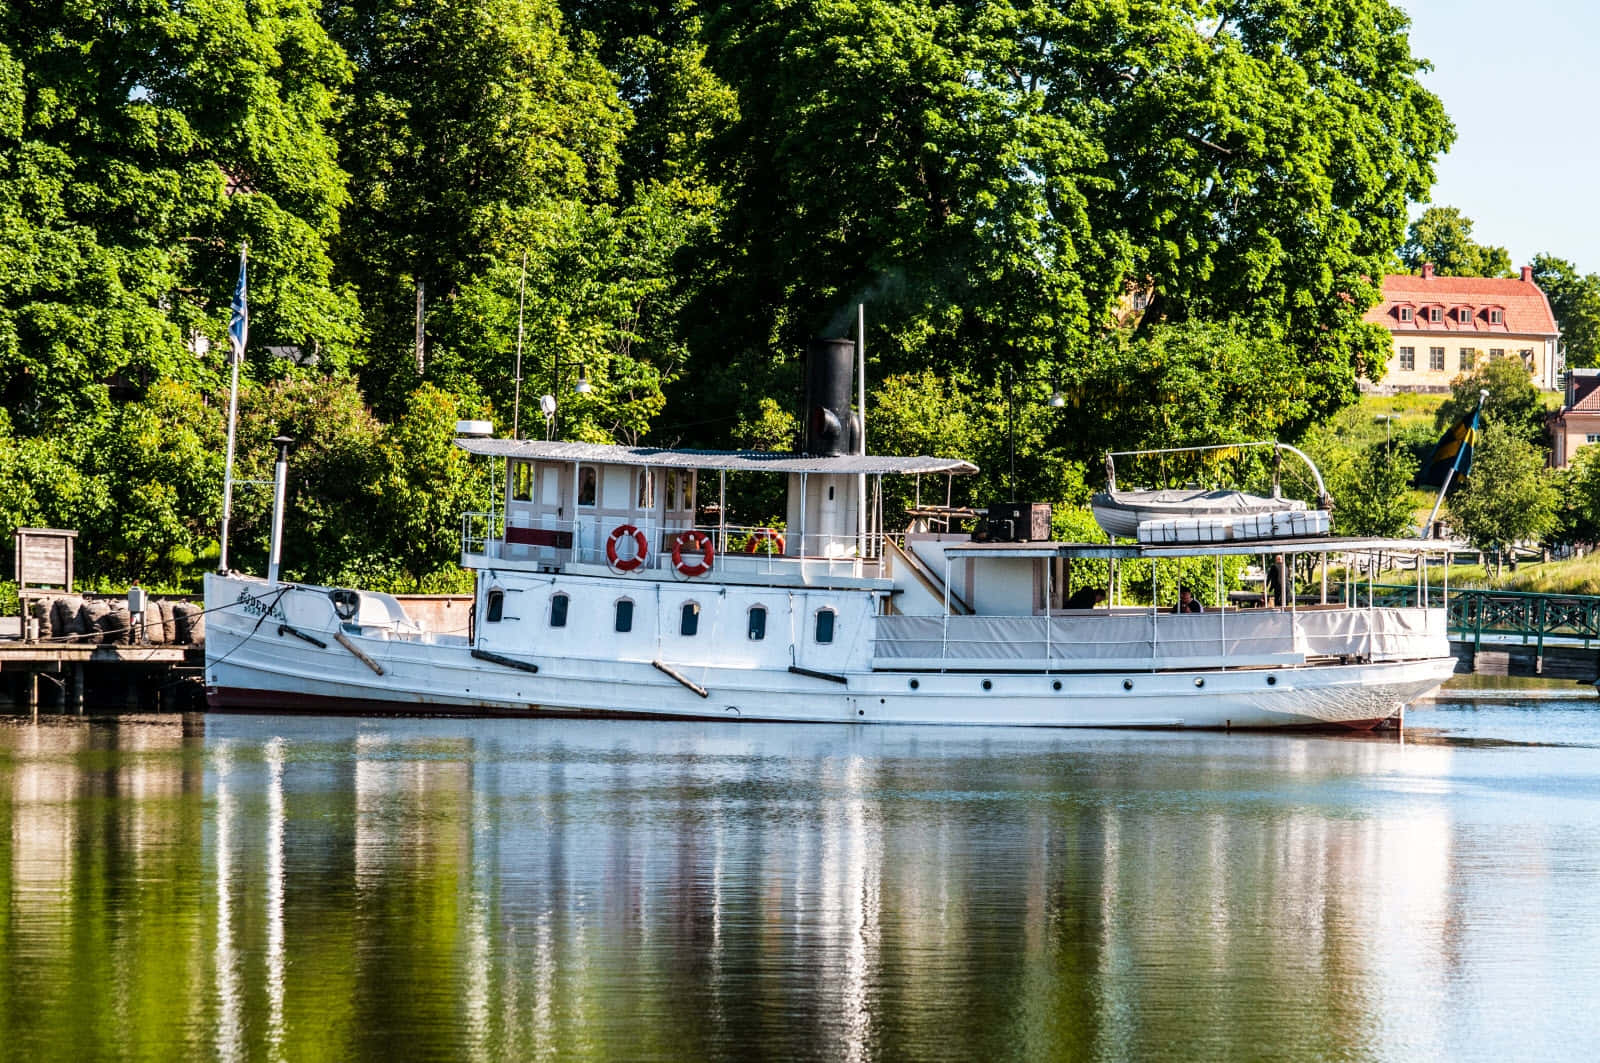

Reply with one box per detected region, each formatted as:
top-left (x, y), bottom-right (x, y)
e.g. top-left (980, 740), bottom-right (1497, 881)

top-left (541, 363), bottom-right (596, 439)
top-left (1374, 413), bottom-right (1399, 453)
top-left (1003, 364), bottom-right (1067, 501)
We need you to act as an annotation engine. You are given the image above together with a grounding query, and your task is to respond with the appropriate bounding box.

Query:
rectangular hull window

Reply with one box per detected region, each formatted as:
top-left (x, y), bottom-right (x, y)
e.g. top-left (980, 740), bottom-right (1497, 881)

top-left (748, 606), bottom-right (767, 640)
top-left (814, 608), bottom-right (835, 644)
top-left (681, 602), bottom-right (700, 636)
top-left (551, 593), bottom-right (569, 628)
top-left (615, 598), bottom-right (634, 633)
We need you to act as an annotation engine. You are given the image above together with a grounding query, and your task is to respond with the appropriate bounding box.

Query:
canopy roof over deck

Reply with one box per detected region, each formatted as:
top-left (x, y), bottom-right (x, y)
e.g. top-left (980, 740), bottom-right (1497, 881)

top-left (455, 438), bottom-right (978, 476)
top-left (944, 536), bottom-right (1469, 560)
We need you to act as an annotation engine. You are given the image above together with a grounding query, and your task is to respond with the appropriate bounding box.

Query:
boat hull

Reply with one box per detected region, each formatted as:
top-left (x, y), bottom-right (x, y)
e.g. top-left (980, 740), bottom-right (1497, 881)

top-left (203, 577), bottom-right (1453, 730)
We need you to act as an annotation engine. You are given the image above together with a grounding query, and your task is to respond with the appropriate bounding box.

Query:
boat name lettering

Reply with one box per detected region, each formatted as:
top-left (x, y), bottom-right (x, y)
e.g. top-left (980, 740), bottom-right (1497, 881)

top-left (236, 589), bottom-right (287, 622)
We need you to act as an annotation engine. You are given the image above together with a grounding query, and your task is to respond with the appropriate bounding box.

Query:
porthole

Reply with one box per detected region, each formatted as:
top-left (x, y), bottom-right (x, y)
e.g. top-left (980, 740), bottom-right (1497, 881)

top-left (1267, 675), bottom-right (1277, 686)
top-left (982, 679), bottom-right (992, 691)
top-left (909, 679), bottom-right (919, 690)
top-left (1194, 677), bottom-right (1205, 688)
top-left (1052, 680), bottom-right (1062, 691)
top-left (1123, 679), bottom-right (1134, 691)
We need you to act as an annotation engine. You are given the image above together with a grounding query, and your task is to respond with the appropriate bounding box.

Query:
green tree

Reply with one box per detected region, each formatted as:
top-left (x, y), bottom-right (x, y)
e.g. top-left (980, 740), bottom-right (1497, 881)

top-left (674, 0), bottom-right (1449, 437)
top-left (0, 0), bottom-right (358, 435)
top-left (325, 0), bottom-right (660, 425)
top-left (1531, 254), bottom-right (1600, 369)
top-left (1328, 442), bottom-right (1419, 538)
top-left (1447, 422), bottom-right (1558, 561)
top-left (1434, 355), bottom-right (1547, 444)
top-left (1400, 206), bottom-right (1513, 277)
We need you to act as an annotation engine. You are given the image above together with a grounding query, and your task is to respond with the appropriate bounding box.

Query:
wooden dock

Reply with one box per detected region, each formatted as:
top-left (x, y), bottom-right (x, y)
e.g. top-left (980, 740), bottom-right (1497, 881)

top-left (1, 641), bottom-right (205, 714)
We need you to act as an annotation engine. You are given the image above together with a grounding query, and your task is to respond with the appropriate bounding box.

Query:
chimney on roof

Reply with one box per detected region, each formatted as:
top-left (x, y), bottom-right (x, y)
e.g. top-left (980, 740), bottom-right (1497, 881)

top-left (1521, 265), bottom-right (1534, 284)
top-left (1421, 262), bottom-right (1434, 279)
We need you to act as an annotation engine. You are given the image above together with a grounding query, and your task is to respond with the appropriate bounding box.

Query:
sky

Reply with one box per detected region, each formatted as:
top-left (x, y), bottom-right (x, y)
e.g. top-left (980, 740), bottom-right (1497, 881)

top-left (1397, 1), bottom-right (1600, 270)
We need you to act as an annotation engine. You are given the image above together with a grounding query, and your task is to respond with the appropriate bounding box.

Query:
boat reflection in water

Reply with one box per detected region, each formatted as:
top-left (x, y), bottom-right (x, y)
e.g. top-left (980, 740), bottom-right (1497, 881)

top-left (3, 710), bottom-right (1599, 1061)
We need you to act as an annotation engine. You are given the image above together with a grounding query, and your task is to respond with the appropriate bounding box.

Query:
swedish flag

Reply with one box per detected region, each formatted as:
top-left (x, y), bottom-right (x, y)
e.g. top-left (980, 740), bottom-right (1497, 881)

top-left (1418, 405), bottom-right (1482, 487)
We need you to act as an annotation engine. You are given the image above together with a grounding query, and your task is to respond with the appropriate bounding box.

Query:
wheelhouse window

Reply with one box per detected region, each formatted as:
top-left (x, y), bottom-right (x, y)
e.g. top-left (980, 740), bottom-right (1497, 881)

top-left (550, 593), bottom-right (570, 628)
top-left (511, 461), bottom-right (534, 501)
top-left (747, 606), bottom-right (767, 641)
top-left (680, 602), bottom-right (700, 636)
top-left (637, 470), bottom-right (653, 508)
top-left (615, 598), bottom-right (634, 633)
top-left (577, 465), bottom-right (597, 507)
top-left (814, 607), bottom-right (836, 644)
top-left (486, 589), bottom-right (505, 623)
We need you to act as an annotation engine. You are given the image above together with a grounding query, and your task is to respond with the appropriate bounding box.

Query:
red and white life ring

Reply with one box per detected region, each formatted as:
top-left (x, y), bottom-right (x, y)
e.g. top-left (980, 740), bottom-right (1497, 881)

top-left (672, 530), bottom-right (715, 577)
top-left (744, 528), bottom-right (785, 556)
top-left (605, 524), bottom-right (649, 572)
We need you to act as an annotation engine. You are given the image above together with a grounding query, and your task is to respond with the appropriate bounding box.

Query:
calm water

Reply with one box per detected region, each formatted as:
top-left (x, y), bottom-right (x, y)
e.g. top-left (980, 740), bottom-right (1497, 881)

top-left (3, 699), bottom-right (1600, 1062)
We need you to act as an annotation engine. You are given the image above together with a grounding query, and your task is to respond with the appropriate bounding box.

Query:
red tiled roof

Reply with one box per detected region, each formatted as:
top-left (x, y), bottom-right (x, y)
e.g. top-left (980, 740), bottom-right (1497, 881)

top-left (1363, 272), bottom-right (1558, 337)
top-left (1568, 375), bottom-right (1600, 413)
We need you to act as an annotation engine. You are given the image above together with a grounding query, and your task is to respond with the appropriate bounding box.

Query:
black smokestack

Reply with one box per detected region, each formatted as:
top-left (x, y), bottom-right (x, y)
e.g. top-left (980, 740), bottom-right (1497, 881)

top-left (803, 337), bottom-right (857, 456)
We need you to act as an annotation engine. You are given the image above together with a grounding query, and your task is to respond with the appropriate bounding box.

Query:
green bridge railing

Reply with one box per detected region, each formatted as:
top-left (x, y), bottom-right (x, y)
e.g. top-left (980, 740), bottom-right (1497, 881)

top-left (1343, 583), bottom-right (1600, 651)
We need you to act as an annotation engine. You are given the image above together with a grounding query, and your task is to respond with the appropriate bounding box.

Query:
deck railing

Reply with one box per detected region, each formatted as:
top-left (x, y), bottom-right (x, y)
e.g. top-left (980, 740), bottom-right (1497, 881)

top-left (1351, 583), bottom-right (1600, 649)
top-left (460, 512), bottom-right (883, 579)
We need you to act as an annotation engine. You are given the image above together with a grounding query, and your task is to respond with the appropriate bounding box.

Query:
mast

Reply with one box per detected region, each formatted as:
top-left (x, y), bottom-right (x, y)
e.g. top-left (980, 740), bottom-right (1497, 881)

top-left (218, 242), bottom-right (247, 573)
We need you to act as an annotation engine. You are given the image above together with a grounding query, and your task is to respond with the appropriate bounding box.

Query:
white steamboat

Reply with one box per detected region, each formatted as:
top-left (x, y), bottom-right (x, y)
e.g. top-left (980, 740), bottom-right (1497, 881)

top-left (205, 340), bottom-right (1456, 729)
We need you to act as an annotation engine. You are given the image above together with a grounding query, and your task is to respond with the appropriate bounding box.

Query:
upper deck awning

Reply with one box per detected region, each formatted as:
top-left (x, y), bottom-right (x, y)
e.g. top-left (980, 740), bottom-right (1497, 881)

top-left (455, 438), bottom-right (978, 476)
top-left (944, 536), bottom-right (1468, 560)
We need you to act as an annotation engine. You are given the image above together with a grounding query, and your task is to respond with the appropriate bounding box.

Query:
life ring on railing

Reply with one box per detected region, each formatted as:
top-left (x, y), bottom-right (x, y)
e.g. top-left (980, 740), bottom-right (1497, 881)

top-left (672, 530), bottom-right (715, 577)
top-left (605, 524), bottom-right (649, 572)
top-left (744, 528), bottom-right (785, 556)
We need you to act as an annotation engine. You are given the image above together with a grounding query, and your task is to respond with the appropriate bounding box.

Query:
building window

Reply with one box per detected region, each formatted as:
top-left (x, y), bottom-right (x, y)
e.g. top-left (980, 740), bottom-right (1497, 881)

top-left (814, 607), bottom-right (836, 645)
top-left (1490, 309), bottom-right (1503, 324)
top-left (1586, 435), bottom-right (1600, 445)
top-left (680, 602), bottom-right (700, 636)
top-left (747, 606), bottom-right (767, 641)
top-left (486, 589), bottom-right (504, 623)
top-left (1398, 307), bottom-right (1413, 322)
top-left (512, 462), bottom-right (534, 502)
top-left (1398, 346), bottom-right (1415, 371)
top-left (550, 593), bottom-right (569, 628)
top-left (1459, 348), bottom-right (1474, 371)
top-left (577, 465), bottom-right (597, 506)
top-left (1490, 348), bottom-right (1504, 359)
top-left (614, 598), bottom-right (634, 633)
top-left (1429, 306), bottom-right (1442, 323)
top-left (1429, 347), bottom-right (1445, 371)
top-left (1457, 307), bottom-right (1473, 322)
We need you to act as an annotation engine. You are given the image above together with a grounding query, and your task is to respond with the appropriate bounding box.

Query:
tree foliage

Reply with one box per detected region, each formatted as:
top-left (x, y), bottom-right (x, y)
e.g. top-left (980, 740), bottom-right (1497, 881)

top-left (1531, 253), bottom-right (1600, 370)
top-left (1400, 206), bottom-right (1513, 277)
top-left (1327, 442), bottom-right (1419, 538)
top-left (1435, 355), bottom-right (1547, 445)
top-left (674, 0), bottom-right (1449, 432)
top-left (0, 0), bottom-right (1465, 588)
top-left (1448, 423), bottom-right (1558, 555)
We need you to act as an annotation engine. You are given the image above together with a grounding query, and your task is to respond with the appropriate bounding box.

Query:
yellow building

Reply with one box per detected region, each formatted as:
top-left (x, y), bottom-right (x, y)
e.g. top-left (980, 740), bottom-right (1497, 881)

top-left (1362, 264), bottom-right (1561, 392)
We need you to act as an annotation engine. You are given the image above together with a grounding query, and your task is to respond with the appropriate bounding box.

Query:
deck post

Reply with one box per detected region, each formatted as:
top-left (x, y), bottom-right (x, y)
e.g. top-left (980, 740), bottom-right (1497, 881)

top-left (27, 670), bottom-right (38, 715)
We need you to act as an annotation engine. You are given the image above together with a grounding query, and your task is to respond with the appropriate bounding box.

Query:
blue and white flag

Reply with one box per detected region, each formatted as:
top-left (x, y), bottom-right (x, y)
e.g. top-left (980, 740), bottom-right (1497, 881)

top-left (227, 242), bottom-right (248, 364)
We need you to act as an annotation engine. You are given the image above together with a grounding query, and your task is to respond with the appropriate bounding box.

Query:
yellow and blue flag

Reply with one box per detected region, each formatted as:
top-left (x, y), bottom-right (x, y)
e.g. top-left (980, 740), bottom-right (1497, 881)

top-left (1418, 405), bottom-right (1482, 487)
